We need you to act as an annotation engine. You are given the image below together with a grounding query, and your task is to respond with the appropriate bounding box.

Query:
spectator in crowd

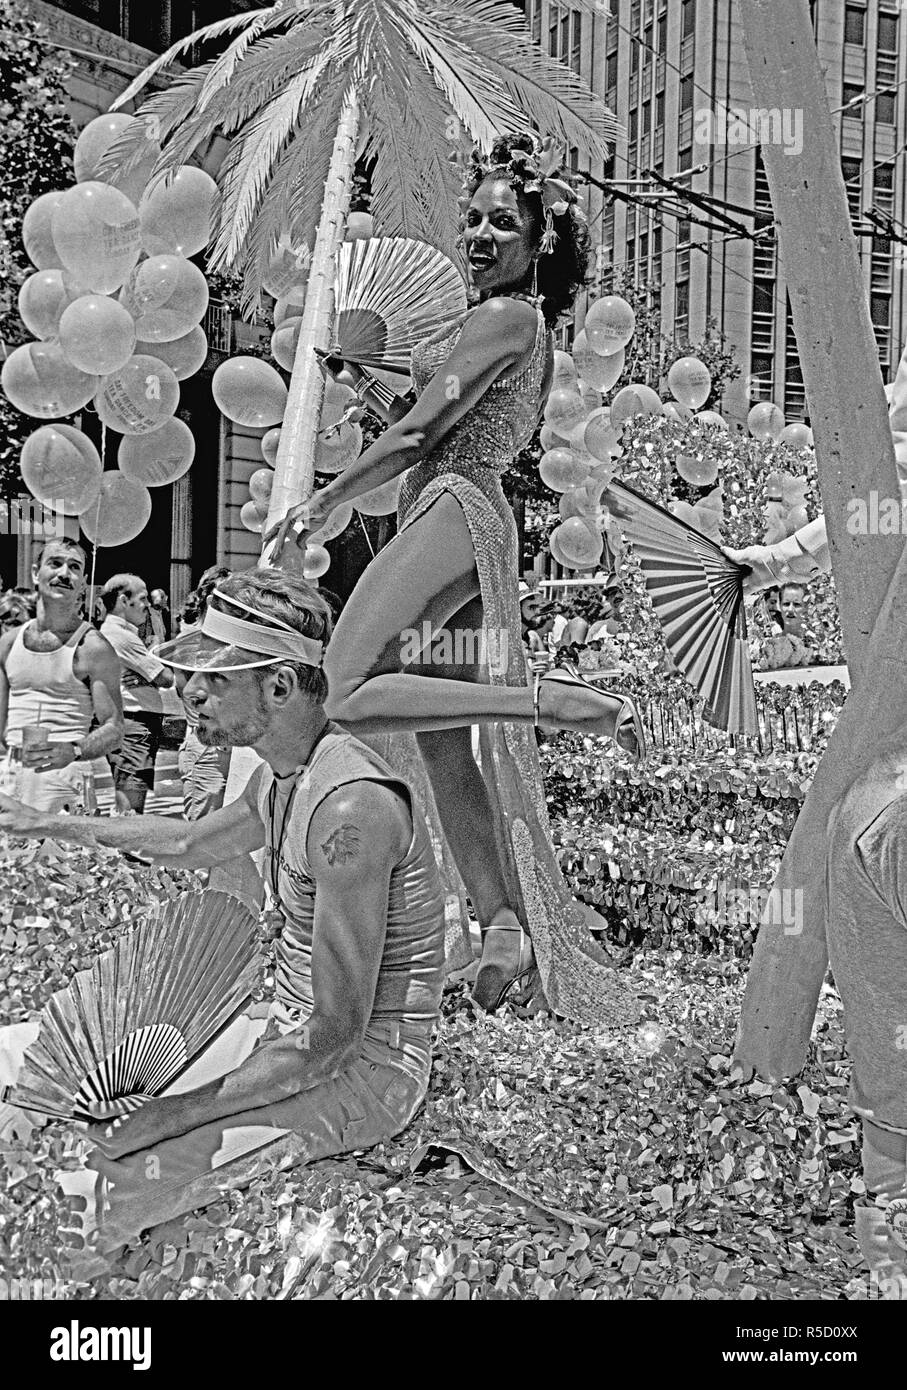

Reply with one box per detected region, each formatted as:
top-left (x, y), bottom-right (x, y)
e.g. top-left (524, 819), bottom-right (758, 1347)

top-left (778, 582), bottom-right (809, 640)
top-left (174, 565), bottom-right (232, 820)
top-left (0, 539), bottom-right (122, 812)
top-left (0, 591), bottom-right (35, 632)
top-left (100, 574), bottom-right (174, 813)
top-left (763, 586), bottom-right (783, 633)
top-left (519, 581), bottom-right (556, 675)
top-left (140, 588), bottom-right (170, 648)
top-left (758, 581), bottom-right (817, 671)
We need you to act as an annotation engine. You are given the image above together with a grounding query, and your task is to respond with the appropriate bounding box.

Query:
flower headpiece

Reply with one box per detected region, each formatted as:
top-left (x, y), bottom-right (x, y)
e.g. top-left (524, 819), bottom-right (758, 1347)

top-left (456, 132), bottom-right (581, 255)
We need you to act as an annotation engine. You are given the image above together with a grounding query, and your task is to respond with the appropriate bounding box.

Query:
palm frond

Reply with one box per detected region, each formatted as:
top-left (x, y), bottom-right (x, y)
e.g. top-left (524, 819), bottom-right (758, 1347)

top-left (194, 1), bottom-right (336, 113)
top-left (111, 8), bottom-right (281, 111)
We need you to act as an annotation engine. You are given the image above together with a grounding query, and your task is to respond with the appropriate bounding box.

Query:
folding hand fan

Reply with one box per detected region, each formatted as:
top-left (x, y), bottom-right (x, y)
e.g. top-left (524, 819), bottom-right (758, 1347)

top-left (328, 236), bottom-right (467, 375)
top-left (606, 478), bottom-right (758, 735)
top-left (1, 890), bottom-right (258, 1122)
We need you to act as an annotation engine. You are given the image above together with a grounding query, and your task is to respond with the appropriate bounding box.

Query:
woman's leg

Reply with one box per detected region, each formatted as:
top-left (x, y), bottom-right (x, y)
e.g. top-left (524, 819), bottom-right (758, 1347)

top-left (325, 492), bottom-right (535, 732)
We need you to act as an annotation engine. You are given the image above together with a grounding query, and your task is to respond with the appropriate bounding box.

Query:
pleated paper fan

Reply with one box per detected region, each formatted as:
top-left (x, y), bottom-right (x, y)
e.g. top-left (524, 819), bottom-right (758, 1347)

top-left (2, 890), bottom-right (258, 1122)
top-left (330, 237), bottom-right (467, 375)
top-left (607, 478), bottom-right (757, 735)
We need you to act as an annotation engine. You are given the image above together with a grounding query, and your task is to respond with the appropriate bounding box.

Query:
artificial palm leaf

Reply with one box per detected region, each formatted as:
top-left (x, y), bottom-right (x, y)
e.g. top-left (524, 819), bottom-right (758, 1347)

top-left (607, 480), bottom-right (758, 736)
top-left (2, 892), bottom-right (259, 1123)
top-left (329, 237), bottom-right (467, 373)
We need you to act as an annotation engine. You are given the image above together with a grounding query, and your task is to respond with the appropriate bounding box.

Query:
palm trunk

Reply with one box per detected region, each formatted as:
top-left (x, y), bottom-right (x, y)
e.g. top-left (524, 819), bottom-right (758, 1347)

top-left (734, 0), bottom-right (905, 1078)
top-left (263, 85), bottom-right (361, 564)
top-left (210, 89), bottom-right (361, 907)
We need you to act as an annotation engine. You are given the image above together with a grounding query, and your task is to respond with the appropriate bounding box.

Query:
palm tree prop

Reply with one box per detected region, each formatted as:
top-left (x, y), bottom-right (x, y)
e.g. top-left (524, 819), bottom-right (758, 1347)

top-left (109, 0), bottom-right (620, 549)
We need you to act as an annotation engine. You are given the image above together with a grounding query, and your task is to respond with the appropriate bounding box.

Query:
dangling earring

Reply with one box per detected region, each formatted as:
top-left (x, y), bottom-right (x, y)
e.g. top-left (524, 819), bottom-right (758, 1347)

top-left (531, 256), bottom-right (539, 299)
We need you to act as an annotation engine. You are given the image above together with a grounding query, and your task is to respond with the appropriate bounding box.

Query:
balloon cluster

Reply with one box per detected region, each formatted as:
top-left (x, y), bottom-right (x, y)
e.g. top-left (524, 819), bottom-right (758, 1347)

top-left (745, 402), bottom-right (814, 542)
top-left (213, 213), bottom-right (384, 581)
top-left (538, 295), bottom-right (719, 568)
top-left (3, 114), bottom-right (216, 546)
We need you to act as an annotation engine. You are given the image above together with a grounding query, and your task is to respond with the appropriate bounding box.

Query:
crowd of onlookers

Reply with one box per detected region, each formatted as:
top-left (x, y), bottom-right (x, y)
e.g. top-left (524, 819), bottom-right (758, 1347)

top-left (753, 581), bottom-right (822, 670)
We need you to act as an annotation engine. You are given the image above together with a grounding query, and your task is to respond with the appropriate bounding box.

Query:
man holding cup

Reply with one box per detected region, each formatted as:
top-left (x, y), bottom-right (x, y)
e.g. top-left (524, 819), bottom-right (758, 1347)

top-left (0, 539), bottom-right (123, 813)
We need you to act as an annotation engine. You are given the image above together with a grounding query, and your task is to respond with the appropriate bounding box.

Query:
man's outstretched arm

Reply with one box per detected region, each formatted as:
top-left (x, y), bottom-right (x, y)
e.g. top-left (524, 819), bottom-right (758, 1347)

top-left (90, 779), bottom-right (411, 1156)
top-left (0, 768), bottom-right (265, 868)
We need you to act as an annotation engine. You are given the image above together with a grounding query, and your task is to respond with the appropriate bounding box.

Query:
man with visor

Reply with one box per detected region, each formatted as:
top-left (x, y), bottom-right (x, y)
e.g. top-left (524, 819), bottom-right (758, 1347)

top-left (0, 568), bottom-right (446, 1257)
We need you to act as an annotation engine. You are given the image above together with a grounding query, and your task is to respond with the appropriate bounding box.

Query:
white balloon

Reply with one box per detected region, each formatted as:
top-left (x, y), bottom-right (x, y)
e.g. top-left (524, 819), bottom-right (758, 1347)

top-left (134, 326), bottom-right (208, 381)
top-left (51, 182), bottom-right (141, 294)
top-left (117, 417), bottom-right (196, 486)
top-left (240, 499), bottom-right (263, 533)
top-left (20, 424), bottom-right (102, 515)
top-left (79, 473), bottom-right (152, 547)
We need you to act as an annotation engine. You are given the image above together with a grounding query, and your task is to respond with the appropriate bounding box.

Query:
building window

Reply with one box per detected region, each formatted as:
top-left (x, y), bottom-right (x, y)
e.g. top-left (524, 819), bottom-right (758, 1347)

top-left (844, 4), bottom-right (866, 46)
top-left (675, 278), bottom-right (690, 334)
top-left (655, 90), bottom-right (665, 128)
top-left (680, 74), bottom-right (694, 113)
top-left (871, 294), bottom-right (891, 327)
top-left (682, 0), bottom-right (695, 40)
top-left (841, 156), bottom-right (862, 220)
top-left (642, 99), bottom-right (651, 134)
top-left (876, 90), bottom-right (896, 125)
top-left (750, 354), bottom-right (774, 401)
top-left (657, 12), bottom-right (667, 52)
top-left (606, 50), bottom-right (618, 93)
top-left (841, 82), bottom-right (864, 113)
top-left (549, 9), bottom-right (559, 58)
top-left (677, 143), bottom-right (693, 171)
top-left (878, 10), bottom-right (899, 54)
top-left (629, 107), bottom-right (638, 143)
top-left (560, 9), bottom-right (570, 58)
top-left (532, 0), bottom-right (541, 44)
top-left (570, 9), bottom-right (582, 72)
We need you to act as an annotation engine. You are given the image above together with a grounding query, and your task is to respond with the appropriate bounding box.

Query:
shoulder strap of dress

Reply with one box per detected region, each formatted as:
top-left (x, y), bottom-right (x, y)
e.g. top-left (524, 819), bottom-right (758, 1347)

top-left (67, 621), bottom-right (91, 649)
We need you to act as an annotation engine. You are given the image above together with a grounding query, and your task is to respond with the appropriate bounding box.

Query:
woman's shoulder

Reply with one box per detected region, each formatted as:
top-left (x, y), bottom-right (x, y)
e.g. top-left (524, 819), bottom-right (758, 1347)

top-left (466, 295), bottom-right (541, 345)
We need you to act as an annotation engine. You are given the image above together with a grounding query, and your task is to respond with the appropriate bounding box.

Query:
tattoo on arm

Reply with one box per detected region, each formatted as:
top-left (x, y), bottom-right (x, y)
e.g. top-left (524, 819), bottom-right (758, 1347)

top-left (320, 823), bottom-right (361, 865)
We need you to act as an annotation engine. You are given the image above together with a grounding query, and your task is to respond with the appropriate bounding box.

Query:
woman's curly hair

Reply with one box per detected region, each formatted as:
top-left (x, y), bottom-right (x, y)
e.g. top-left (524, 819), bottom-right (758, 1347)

top-left (459, 132), bottom-right (593, 329)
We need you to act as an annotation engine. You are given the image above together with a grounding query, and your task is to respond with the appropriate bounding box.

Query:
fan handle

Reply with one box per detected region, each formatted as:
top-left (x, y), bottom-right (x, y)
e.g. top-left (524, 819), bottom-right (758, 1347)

top-left (314, 347), bottom-right (409, 426)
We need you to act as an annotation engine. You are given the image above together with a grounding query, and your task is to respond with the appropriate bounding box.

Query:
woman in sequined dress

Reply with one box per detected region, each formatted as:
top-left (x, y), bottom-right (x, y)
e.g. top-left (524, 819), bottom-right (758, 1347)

top-left (268, 134), bottom-right (643, 1026)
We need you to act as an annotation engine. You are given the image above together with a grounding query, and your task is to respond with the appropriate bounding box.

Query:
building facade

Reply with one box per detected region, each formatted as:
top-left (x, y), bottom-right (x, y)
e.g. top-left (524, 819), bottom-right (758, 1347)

top-left (527, 0), bottom-right (907, 427)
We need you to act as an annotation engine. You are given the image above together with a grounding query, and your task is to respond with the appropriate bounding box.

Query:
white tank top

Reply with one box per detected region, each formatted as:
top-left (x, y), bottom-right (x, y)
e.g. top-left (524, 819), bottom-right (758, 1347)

top-left (4, 621), bottom-right (94, 745)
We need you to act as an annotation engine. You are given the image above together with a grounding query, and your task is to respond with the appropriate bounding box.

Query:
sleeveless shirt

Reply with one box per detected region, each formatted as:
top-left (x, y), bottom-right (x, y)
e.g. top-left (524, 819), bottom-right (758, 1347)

top-left (4, 621), bottom-right (93, 746)
top-left (258, 728), bottom-right (446, 1025)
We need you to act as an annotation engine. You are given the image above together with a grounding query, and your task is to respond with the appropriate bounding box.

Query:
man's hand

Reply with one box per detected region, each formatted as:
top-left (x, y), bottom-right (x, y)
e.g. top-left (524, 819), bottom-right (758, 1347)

top-left (21, 741), bottom-right (76, 772)
top-left (0, 790), bottom-right (44, 836)
top-left (722, 544), bottom-right (778, 594)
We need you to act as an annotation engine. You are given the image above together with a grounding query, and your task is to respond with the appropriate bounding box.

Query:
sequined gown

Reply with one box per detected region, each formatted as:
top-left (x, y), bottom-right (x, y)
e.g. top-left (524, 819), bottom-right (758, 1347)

top-left (369, 302), bottom-right (639, 1028)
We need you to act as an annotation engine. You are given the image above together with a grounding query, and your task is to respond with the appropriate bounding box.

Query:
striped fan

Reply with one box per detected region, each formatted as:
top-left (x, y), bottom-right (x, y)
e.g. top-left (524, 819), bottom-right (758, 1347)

top-left (2, 890), bottom-right (258, 1122)
top-left (607, 479), bottom-right (757, 735)
top-left (329, 236), bottom-right (467, 375)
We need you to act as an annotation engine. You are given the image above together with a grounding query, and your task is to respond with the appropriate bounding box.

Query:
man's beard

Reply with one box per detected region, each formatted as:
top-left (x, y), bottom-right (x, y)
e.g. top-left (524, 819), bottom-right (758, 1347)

top-left (195, 690), bottom-right (270, 748)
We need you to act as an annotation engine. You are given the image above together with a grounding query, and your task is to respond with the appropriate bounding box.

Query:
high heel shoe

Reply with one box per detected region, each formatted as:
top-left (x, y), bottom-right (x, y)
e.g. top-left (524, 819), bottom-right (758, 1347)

top-left (534, 664), bottom-right (646, 758)
top-left (472, 923), bottom-right (536, 1013)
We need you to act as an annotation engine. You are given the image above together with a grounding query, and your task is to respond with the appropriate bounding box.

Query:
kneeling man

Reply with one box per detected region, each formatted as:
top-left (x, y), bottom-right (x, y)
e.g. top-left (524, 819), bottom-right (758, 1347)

top-left (0, 568), bottom-right (445, 1252)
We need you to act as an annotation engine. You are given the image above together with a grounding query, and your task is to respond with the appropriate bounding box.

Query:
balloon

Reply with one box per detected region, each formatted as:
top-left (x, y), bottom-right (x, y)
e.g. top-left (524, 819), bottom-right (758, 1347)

top-left (610, 383), bottom-right (662, 428)
top-left (18, 269), bottom-right (89, 340)
top-left (675, 453), bottom-right (720, 487)
top-left (661, 401), bottom-right (692, 424)
top-left (345, 212), bottom-right (374, 241)
top-left (584, 295), bottom-right (635, 356)
top-left (261, 427), bottom-right (281, 467)
top-left (271, 320), bottom-right (300, 373)
top-left (315, 420), bottom-right (363, 474)
top-left (248, 467), bottom-right (274, 507)
top-left (119, 255), bottom-right (208, 342)
top-left (239, 500), bottom-right (263, 533)
top-left (51, 182), bottom-right (141, 294)
top-left (310, 501), bottom-right (354, 545)
top-left (543, 386), bottom-right (586, 433)
top-left (117, 417), bottom-right (195, 486)
top-left (303, 544), bottom-right (332, 580)
top-left (785, 505), bottom-right (810, 532)
top-left (2, 340), bottom-right (98, 419)
top-left (212, 358), bottom-right (287, 428)
top-left (538, 447), bottom-right (589, 492)
top-left (695, 409), bottom-right (728, 430)
top-left (20, 424), bottom-right (102, 514)
top-left (59, 295), bottom-right (136, 375)
top-left (667, 355), bottom-right (712, 410)
top-left (572, 330), bottom-right (625, 392)
top-left (584, 408), bottom-right (620, 463)
top-left (558, 486), bottom-right (590, 520)
top-left (22, 191), bottom-right (65, 270)
top-left (262, 242), bottom-right (310, 302)
top-left (79, 473), bottom-right (152, 547)
top-left (94, 354), bottom-right (180, 435)
top-left (73, 113), bottom-right (161, 206)
top-left (748, 401), bottom-right (785, 442)
top-left (539, 423), bottom-right (571, 452)
top-left (779, 422), bottom-right (813, 449)
top-left (580, 386), bottom-right (603, 413)
top-left (553, 348), bottom-right (577, 386)
top-left (550, 517), bottom-right (603, 569)
top-left (273, 298), bottom-right (303, 329)
top-left (135, 326), bottom-right (208, 381)
top-left (138, 166), bottom-right (218, 258)
top-left (355, 477), bottom-right (399, 515)
top-left (321, 377), bottom-right (356, 430)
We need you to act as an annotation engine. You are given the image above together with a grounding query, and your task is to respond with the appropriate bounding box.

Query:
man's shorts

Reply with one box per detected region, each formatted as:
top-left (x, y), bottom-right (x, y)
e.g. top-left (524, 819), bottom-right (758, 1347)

top-left (107, 713), bottom-right (163, 811)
